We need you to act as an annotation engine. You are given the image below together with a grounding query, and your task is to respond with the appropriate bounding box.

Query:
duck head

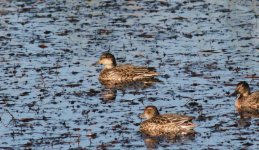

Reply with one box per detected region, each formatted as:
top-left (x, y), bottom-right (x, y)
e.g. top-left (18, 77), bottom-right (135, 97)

top-left (139, 106), bottom-right (160, 120)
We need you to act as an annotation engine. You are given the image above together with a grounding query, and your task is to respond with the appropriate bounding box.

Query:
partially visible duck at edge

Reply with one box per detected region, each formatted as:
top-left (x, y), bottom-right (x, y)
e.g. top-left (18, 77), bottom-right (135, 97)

top-left (97, 52), bottom-right (159, 82)
top-left (230, 81), bottom-right (259, 110)
top-left (139, 106), bottom-right (196, 137)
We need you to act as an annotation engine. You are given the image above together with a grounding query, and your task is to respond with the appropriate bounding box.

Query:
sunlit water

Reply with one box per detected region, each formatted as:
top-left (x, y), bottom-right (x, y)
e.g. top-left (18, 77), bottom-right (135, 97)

top-left (0, 0), bottom-right (258, 149)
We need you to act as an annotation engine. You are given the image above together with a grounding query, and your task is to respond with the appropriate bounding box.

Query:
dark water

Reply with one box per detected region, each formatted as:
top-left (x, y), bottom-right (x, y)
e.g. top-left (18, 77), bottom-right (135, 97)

top-left (0, 0), bottom-right (258, 149)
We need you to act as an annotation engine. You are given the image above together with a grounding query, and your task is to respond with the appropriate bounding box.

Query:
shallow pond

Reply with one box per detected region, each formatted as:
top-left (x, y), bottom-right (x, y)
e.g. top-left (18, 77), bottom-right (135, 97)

top-left (0, 0), bottom-right (259, 149)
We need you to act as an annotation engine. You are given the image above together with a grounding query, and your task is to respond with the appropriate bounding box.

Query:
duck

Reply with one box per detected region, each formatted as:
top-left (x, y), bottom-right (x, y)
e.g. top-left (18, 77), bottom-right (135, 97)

top-left (97, 52), bottom-right (159, 83)
top-left (230, 81), bottom-right (259, 110)
top-left (139, 106), bottom-right (196, 137)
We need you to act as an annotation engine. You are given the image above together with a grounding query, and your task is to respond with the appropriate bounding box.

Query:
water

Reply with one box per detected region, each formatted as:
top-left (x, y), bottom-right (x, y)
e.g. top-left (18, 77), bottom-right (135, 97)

top-left (0, 0), bottom-right (258, 149)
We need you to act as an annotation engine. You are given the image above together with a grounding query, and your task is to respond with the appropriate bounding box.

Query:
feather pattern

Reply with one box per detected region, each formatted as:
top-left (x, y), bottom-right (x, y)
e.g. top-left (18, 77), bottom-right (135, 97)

top-left (97, 53), bottom-right (158, 82)
top-left (100, 64), bottom-right (158, 81)
top-left (139, 106), bottom-right (196, 137)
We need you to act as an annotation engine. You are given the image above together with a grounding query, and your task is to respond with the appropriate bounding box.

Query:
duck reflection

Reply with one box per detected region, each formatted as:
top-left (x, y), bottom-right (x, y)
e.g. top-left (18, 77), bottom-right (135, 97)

top-left (237, 107), bottom-right (259, 119)
top-left (142, 132), bottom-right (195, 150)
top-left (100, 88), bottom-right (117, 102)
top-left (144, 137), bottom-right (158, 150)
top-left (237, 117), bottom-right (251, 128)
top-left (100, 78), bottom-right (160, 102)
top-left (236, 104), bottom-right (259, 129)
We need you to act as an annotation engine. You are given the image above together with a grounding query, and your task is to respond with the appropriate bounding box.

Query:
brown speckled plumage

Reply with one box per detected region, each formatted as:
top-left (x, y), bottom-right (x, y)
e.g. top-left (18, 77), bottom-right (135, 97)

top-left (97, 53), bottom-right (158, 82)
top-left (139, 106), bottom-right (196, 137)
top-left (232, 81), bottom-right (259, 110)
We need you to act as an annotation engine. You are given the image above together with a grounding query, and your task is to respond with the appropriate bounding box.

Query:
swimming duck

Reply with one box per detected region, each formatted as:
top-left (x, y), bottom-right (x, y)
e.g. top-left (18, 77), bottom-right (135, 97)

top-left (97, 53), bottom-right (159, 82)
top-left (139, 106), bottom-right (196, 137)
top-left (231, 81), bottom-right (259, 110)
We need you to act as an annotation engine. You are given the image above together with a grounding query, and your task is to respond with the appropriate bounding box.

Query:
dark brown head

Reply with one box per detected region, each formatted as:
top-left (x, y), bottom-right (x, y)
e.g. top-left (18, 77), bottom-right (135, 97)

top-left (231, 81), bottom-right (251, 97)
top-left (139, 106), bottom-right (160, 119)
top-left (98, 52), bottom-right (117, 69)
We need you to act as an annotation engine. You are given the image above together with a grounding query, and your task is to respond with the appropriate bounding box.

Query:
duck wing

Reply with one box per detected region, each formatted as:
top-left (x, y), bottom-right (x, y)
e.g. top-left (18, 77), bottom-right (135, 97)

top-left (113, 64), bottom-right (159, 80)
top-left (246, 91), bottom-right (259, 108)
top-left (147, 114), bottom-right (194, 126)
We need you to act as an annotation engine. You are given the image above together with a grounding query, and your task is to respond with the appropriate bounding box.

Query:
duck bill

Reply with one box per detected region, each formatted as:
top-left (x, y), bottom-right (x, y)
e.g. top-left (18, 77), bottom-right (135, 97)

top-left (138, 113), bottom-right (145, 119)
top-left (92, 61), bottom-right (100, 66)
top-left (228, 91), bottom-right (237, 97)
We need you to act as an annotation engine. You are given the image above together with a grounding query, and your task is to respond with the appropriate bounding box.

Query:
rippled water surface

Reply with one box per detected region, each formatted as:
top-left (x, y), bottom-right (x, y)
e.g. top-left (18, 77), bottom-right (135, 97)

top-left (0, 0), bottom-right (259, 149)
